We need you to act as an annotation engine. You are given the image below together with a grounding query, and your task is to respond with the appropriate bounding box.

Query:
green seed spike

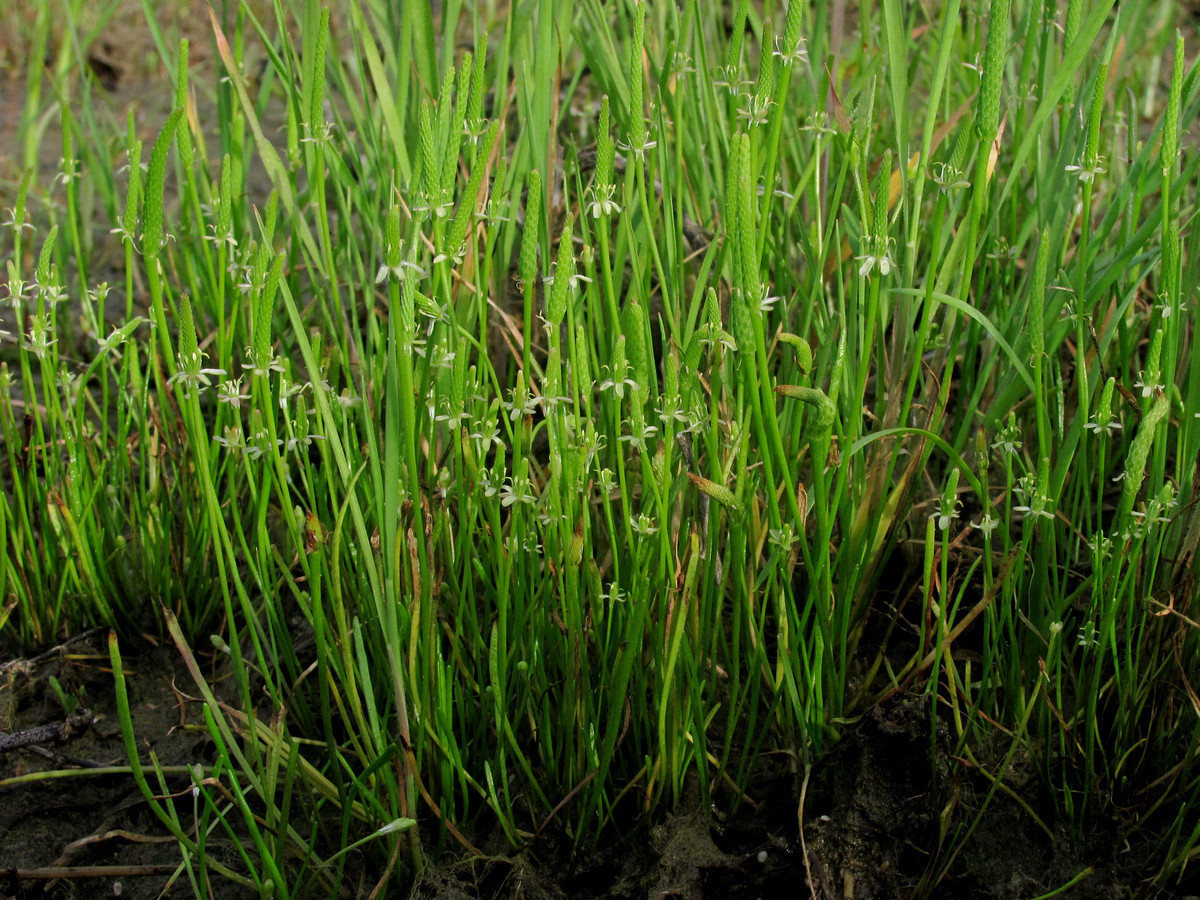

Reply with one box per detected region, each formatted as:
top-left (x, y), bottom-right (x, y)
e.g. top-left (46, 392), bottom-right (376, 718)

top-left (419, 100), bottom-right (437, 204)
top-left (596, 96), bottom-right (614, 192)
top-left (384, 205), bottom-right (402, 272)
top-left (975, 0), bottom-right (1011, 141)
top-left (778, 334), bottom-right (813, 375)
top-left (143, 108), bottom-right (184, 260)
top-left (574, 322), bottom-right (591, 403)
top-left (35, 226), bottom-right (58, 286)
top-left (1163, 32), bottom-right (1183, 181)
top-left (467, 32), bottom-right (488, 141)
top-left (774, 384), bottom-right (835, 431)
top-left (1115, 394), bottom-right (1169, 533)
top-left (253, 253), bottom-right (284, 370)
top-left (174, 41), bottom-right (193, 172)
top-left (872, 149), bottom-right (891, 239)
top-left (446, 120), bottom-right (501, 265)
top-left (687, 473), bottom-right (742, 521)
top-left (437, 66), bottom-right (458, 192)
top-left (734, 133), bottom-right (758, 301)
top-left (1083, 64), bottom-right (1107, 174)
top-left (177, 291), bottom-right (199, 364)
top-left (621, 299), bottom-right (649, 393)
top-left (1030, 228), bottom-right (1049, 364)
top-left (217, 154), bottom-right (233, 243)
top-left (628, 1), bottom-right (646, 151)
top-left (547, 212), bottom-right (575, 326)
top-left (455, 52), bottom-right (474, 132)
top-left (520, 170), bottom-right (542, 288)
top-left (753, 20), bottom-right (775, 113)
top-left (261, 191), bottom-right (280, 247)
top-left (725, 0), bottom-right (749, 78)
top-left (782, 0), bottom-right (805, 66)
top-left (309, 8), bottom-right (330, 128)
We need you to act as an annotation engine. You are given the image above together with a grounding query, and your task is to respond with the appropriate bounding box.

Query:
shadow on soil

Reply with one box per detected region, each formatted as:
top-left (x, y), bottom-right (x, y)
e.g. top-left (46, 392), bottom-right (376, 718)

top-left (1, 631), bottom-right (1188, 900)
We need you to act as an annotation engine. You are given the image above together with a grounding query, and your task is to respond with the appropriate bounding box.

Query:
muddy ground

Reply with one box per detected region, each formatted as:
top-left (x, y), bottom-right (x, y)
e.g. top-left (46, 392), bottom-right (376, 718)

top-left (0, 630), bottom-right (1181, 899)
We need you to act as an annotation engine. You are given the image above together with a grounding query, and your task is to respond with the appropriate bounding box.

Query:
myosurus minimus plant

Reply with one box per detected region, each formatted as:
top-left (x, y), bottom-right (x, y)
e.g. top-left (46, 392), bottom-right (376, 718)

top-left (1, 0), bottom-right (1198, 896)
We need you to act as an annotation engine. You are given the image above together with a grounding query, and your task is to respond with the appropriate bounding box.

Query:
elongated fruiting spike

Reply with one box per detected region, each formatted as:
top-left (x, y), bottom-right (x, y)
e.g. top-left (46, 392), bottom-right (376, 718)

top-left (725, 0), bottom-right (749, 76)
top-left (975, 0), bottom-right (1011, 141)
top-left (253, 253), bottom-right (284, 368)
top-left (596, 96), bottom-right (615, 191)
top-left (437, 66), bottom-right (457, 190)
top-left (143, 108), bottom-right (183, 259)
top-left (1116, 394), bottom-right (1169, 533)
top-left (873, 149), bottom-right (891, 239)
top-left (547, 213), bottom-right (575, 325)
top-left (177, 292), bottom-right (199, 363)
top-left (419, 100), bottom-right (437, 203)
top-left (309, 9), bottom-right (329, 126)
top-left (621, 299), bottom-right (649, 392)
top-left (1030, 228), bottom-right (1049, 363)
top-left (467, 32), bottom-right (488, 138)
top-left (778, 334), bottom-right (813, 375)
top-left (687, 473), bottom-right (742, 520)
top-left (629, 2), bottom-right (646, 152)
top-left (782, 0), bottom-right (805, 66)
top-left (1084, 64), bottom-right (1106, 174)
top-left (446, 120), bottom-right (500, 264)
top-left (520, 170), bottom-right (542, 287)
top-left (753, 20), bottom-right (775, 112)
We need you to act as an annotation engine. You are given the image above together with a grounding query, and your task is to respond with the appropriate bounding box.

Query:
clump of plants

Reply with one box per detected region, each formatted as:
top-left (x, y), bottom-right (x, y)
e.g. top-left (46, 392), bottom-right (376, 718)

top-left (2, 0), bottom-right (1197, 896)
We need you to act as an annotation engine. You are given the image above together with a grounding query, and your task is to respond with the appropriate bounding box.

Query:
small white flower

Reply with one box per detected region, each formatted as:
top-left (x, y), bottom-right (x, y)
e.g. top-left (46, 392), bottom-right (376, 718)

top-left (375, 258), bottom-right (425, 284)
top-left (970, 514), bottom-right (1000, 537)
top-left (214, 425), bottom-right (247, 455)
top-left (168, 350), bottom-right (227, 399)
top-left (598, 468), bottom-right (617, 496)
top-left (1084, 417), bottom-right (1121, 437)
top-left (503, 390), bottom-right (539, 420)
top-left (587, 183), bottom-right (621, 219)
top-left (1066, 159), bottom-right (1106, 184)
top-left (598, 364), bottom-right (638, 401)
top-left (931, 497), bottom-right (960, 531)
top-left (24, 313), bottom-right (57, 359)
top-left (1133, 371), bottom-right (1159, 398)
top-left (203, 224), bottom-right (238, 250)
top-left (2, 208), bottom-right (34, 233)
top-left (470, 419), bottom-right (504, 453)
top-left (245, 348), bottom-right (287, 379)
top-left (772, 36), bottom-right (809, 66)
top-left (217, 379), bottom-right (250, 408)
top-left (769, 524), bottom-right (799, 551)
top-left (736, 93), bottom-right (772, 127)
top-left (618, 421), bottom-right (658, 450)
top-left (617, 133), bottom-right (658, 161)
top-left (478, 471), bottom-right (501, 498)
top-left (855, 237), bottom-right (894, 278)
top-left (1077, 621), bottom-right (1099, 649)
top-left (931, 162), bottom-right (970, 192)
top-left (1013, 495), bottom-right (1054, 521)
top-left (630, 513), bottom-right (658, 536)
top-left (757, 286), bottom-right (781, 313)
top-left (500, 477), bottom-right (535, 507)
top-left (603, 582), bottom-right (627, 605)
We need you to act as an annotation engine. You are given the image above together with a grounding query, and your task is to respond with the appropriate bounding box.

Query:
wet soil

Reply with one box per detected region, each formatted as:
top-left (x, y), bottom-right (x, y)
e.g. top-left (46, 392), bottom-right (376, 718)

top-left (1, 631), bottom-right (1185, 900)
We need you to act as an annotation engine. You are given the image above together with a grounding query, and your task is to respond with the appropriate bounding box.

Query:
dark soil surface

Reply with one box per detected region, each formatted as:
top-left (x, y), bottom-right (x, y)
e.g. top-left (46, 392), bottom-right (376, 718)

top-left (1, 631), bottom-right (1187, 900)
